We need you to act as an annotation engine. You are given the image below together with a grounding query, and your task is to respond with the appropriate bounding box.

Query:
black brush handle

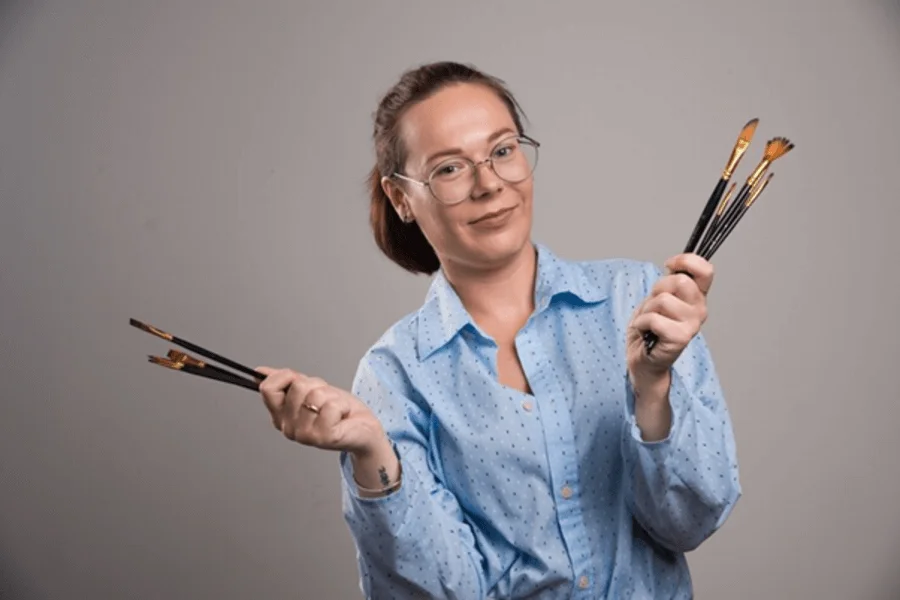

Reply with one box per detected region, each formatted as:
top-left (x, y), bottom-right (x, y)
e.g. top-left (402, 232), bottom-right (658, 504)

top-left (684, 178), bottom-right (728, 254)
top-left (698, 182), bottom-right (751, 258)
top-left (183, 363), bottom-right (260, 392)
top-left (698, 204), bottom-right (727, 258)
top-left (703, 199), bottom-right (752, 260)
top-left (172, 336), bottom-right (267, 381)
top-left (641, 270), bottom-right (694, 354)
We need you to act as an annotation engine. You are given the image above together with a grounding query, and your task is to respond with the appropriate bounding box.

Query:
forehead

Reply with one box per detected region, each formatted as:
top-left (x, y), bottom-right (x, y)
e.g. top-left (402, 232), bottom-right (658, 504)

top-left (400, 83), bottom-right (516, 166)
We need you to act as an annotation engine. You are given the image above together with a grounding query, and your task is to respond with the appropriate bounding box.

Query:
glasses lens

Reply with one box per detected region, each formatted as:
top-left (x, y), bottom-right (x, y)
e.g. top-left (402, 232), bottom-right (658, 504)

top-left (429, 159), bottom-right (475, 205)
top-left (492, 137), bottom-right (538, 184)
top-left (428, 137), bottom-right (539, 205)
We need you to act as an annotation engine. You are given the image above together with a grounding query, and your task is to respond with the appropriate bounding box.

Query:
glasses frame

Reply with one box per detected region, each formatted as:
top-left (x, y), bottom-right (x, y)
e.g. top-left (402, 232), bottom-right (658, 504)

top-left (391, 133), bottom-right (540, 206)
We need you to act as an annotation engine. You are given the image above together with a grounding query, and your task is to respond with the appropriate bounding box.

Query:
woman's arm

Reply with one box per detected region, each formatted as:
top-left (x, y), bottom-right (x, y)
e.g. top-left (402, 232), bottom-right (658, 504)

top-left (621, 333), bottom-right (742, 552)
top-left (340, 348), bottom-right (489, 599)
top-left (620, 260), bottom-right (742, 553)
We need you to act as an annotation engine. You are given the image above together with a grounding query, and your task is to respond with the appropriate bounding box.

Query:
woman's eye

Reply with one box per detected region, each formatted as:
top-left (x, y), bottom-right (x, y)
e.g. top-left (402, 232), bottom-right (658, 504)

top-left (433, 161), bottom-right (465, 178)
top-left (493, 144), bottom-right (517, 159)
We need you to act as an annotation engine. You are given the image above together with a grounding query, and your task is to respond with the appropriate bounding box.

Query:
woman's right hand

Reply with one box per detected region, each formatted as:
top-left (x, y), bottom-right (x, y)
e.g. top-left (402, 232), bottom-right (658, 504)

top-left (254, 366), bottom-right (388, 458)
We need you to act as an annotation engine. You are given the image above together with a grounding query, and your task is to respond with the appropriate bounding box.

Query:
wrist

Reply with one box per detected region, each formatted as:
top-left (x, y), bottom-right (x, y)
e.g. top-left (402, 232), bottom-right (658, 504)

top-left (630, 368), bottom-right (671, 405)
top-left (630, 369), bottom-right (673, 442)
top-left (351, 428), bottom-right (393, 462)
top-left (349, 432), bottom-right (402, 497)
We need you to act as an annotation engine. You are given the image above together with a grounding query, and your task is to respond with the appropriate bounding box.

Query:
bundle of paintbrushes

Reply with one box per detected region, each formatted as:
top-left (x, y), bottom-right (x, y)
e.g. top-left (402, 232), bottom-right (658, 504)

top-left (643, 118), bottom-right (794, 353)
top-left (130, 318), bottom-right (266, 392)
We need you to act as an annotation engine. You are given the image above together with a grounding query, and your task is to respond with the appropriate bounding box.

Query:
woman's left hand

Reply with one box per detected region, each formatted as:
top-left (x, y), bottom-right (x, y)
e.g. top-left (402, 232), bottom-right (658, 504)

top-left (626, 253), bottom-right (714, 387)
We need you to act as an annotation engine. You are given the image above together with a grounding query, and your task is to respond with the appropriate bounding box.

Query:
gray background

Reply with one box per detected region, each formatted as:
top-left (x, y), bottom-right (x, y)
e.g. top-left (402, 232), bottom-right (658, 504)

top-left (2, 1), bottom-right (899, 598)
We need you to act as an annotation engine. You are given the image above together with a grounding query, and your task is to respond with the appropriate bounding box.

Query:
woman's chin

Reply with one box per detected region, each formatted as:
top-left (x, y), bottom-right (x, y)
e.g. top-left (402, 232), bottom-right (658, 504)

top-left (467, 225), bottom-right (532, 265)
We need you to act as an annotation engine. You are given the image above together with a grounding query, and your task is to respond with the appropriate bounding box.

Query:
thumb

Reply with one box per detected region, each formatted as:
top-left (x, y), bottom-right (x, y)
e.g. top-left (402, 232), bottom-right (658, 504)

top-left (254, 366), bottom-right (275, 377)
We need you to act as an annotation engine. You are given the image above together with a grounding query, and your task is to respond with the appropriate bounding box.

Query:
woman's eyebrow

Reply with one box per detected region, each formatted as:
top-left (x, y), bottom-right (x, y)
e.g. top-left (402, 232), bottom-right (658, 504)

top-left (423, 127), bottom-right (517, 166)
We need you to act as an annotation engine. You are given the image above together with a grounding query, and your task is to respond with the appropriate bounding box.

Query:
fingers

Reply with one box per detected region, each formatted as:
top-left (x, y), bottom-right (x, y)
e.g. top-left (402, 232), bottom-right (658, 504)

top-left (279, 375), bottom-right (327, 435)
top-left (256, 367), bottom-right (297, 422)
top-left (642, 291), bottom-right (693, 323)
top-left (254, 367), bottom-right (365, 450)
top-left (664, 253), bottom-right (715, 295)
top-left (652, 271), bottom-right (704, 305)
top-left (282, 385), bottom-right (354, 447)
top-left (631, 310), bottom-right (694, 348)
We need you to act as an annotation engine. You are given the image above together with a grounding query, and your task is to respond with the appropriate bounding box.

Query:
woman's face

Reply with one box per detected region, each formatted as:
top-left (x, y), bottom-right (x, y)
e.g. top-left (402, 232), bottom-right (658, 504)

top-left (386, 83), bottom-right (535, 273)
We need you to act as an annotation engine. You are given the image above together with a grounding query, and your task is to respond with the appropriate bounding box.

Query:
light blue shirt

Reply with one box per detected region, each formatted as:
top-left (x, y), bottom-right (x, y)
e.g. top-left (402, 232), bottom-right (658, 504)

top-left (340, 242), bottom-right (741, 599)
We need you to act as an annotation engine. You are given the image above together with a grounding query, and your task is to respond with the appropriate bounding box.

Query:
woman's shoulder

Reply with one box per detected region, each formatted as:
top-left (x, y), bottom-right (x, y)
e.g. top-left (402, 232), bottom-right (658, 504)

top-left (541, 243), bottom-right (663, 309)
top-left (351, 309), bottom-right (420, 386)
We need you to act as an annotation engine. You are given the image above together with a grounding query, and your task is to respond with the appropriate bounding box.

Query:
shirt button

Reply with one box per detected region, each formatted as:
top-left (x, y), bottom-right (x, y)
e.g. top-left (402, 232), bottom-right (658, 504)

top-left (560, 485), bottom-right (573, 499)
top-left (522, 400), bottom-right (533, 412)
top-left (578, 575), bottom-right (590, 589)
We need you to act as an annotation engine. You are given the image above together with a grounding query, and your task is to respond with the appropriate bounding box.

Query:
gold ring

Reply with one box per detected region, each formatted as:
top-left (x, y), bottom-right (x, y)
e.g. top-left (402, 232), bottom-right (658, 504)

top-left (302, 403), bottom-right (320, 414)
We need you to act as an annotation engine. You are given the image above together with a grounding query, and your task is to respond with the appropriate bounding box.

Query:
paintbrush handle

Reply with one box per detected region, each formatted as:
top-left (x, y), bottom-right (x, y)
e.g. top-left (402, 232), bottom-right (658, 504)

top-left (698, 207), bottom-right (725, 257)
top-left (703, 198), bottom-right (752, 260)
top-left (684, 178), bottom-right (728, 254)
top-left (698, 183), bottom-right (751, 257)
top-left (187, 364), bottom-right (260, 391)
top-left (172, 336), bottom-right (266, 381)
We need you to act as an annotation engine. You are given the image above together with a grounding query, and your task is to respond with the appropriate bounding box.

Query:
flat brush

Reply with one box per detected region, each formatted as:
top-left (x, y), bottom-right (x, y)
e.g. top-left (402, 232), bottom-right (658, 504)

top-left (130, 318), bottom-right (266, 381)
top-left (698, 137), bottom-right (794, 258)
top-left (166, 349), bottom-right (260, 389)
top-left (148, 356), bottom-right (260, 392)
top-left (683, 118), bottom-right (759, 254)
top-left (703, 172), bottom-right (773, 260)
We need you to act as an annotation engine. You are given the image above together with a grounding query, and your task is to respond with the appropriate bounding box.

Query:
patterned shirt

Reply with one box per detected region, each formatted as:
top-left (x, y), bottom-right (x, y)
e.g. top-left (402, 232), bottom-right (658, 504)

top-left (339, 242), bottom-right (741, 599)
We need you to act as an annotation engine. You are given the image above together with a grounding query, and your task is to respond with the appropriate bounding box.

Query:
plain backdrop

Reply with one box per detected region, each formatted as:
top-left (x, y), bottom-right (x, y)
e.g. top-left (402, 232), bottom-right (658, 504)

top-left (2, 1), bottom-right (899, 598)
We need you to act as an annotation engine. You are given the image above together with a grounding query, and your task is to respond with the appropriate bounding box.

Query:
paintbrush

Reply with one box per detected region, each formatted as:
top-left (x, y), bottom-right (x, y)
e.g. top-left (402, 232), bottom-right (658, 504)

top-left (683, 118), bottom-right (759, 254)
top-left (697, 137), bottom-right (793, 258)
top-left (703, 172), bottom-right (774, 260)
top-left (166, 349), bottom-right (260, 390)
top-left (642, 122), bottom-right (759, 354)
top-left (147, 355), bottom-right (260, 392)
top-left (130, 318), bottom-right (267, 381)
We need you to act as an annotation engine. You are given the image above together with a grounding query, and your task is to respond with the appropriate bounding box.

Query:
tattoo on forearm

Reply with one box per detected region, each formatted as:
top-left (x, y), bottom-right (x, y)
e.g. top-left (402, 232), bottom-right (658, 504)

top-left (378, 466), bottom-right (391, 487)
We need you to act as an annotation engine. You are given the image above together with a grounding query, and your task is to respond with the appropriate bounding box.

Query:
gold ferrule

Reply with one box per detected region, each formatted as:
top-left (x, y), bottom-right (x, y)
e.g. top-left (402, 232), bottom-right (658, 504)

top-left (167, 350), bottom-right (204, 367)
top-left (717, 182), bottom-right (736, 214)
top-left (149, 356), bottom-right (184, 370)
top-left (746, 174), bottom-right (772, 207)
top-left (746, 159), bottom-right (770, 187)
top-left (183, 355), bottom-right (205, 368)
top-left (144, 323), bottom-right (173, 341)
top-left (723, 139), bottom-right (751, 179)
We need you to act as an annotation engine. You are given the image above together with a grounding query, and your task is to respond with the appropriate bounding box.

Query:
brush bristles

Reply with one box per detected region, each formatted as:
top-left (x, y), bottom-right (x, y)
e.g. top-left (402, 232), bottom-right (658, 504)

top-left (739, 118), bottom-right (759, 143)
top-left (763, 137), bottom-right (794, 162)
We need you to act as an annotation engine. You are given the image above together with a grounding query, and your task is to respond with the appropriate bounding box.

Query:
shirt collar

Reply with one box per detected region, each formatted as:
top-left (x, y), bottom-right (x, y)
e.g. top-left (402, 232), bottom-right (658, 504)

top-left (415, 241), bottom-right (611, 360)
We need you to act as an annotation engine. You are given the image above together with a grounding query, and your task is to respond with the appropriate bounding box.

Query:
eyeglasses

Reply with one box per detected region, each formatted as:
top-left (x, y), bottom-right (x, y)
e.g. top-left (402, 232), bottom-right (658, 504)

top-left (392, 134), bottom-right (540, 206)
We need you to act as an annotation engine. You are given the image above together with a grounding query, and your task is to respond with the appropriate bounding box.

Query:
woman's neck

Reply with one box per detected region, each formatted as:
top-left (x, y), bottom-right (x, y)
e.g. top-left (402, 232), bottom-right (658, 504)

top-left (441, 243), bottom-right (538, 327)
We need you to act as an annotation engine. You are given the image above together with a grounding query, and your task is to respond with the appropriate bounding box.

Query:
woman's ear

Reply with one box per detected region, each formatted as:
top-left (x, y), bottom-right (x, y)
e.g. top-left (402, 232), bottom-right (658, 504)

top-left (381, 176), bottom-right (414, 223)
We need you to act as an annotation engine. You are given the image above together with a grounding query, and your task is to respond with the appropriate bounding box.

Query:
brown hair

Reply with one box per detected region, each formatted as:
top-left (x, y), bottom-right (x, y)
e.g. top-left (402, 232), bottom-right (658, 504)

top-left (368, 61), bottom-right (528, 275)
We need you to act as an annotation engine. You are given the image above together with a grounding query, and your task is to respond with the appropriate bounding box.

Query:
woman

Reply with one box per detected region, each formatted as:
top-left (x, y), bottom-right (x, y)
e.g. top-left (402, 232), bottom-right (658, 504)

top-left (255, 61), bottom-right (741, 599)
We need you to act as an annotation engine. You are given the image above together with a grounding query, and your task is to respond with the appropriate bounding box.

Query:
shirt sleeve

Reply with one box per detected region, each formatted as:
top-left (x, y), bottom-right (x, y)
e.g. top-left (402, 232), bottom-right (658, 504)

top-left (339, 348), bottom-right (488, 599)
top-left (620, 262), bottom-right (742, 553)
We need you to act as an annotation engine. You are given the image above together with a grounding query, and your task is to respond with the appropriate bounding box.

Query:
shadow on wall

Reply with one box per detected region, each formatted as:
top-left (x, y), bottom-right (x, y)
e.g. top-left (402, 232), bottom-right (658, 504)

top-left (0, 553), bottom-right (44, 600)
top-left (0, 0), bottom-right (36, 72)
top-left (883, 0), bottom-right (900, 28)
